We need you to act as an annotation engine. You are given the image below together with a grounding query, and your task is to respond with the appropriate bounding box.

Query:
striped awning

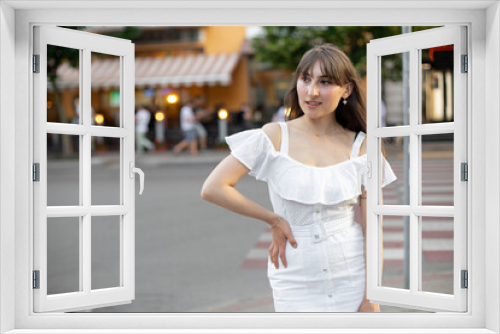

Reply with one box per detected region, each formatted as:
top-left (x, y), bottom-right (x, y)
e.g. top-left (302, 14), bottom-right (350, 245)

top-left (54, 53), bottom-right (240, 90)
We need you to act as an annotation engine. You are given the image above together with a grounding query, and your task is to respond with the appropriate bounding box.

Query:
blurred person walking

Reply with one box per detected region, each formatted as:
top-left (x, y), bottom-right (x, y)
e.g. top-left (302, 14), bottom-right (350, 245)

top-left (201, 44), bottom-right (397, 312)
top-left (192, 96), bottom-right (209, 151)
top-left (234, 103), bottom-right (254, 131)
top-left (135, 105), bottom-right (155, 154)
top-left (173, 98), bottom-right (203, 156)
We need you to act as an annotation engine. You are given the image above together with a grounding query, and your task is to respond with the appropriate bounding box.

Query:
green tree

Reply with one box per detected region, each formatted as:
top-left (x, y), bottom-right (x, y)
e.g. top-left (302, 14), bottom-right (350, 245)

top-left (252, 26), bottom-right (438, 78)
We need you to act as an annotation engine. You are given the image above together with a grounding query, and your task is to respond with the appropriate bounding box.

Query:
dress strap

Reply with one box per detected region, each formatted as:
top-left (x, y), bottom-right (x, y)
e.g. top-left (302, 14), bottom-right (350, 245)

top-left (278, 122), bottom-right (289, 155)
top-left (350, 131), bottom-right (366, 159)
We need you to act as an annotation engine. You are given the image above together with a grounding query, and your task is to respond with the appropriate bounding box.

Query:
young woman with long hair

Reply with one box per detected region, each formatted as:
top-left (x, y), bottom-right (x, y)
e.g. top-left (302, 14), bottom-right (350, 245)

top-left (201, 44), bottom-right (396, 312)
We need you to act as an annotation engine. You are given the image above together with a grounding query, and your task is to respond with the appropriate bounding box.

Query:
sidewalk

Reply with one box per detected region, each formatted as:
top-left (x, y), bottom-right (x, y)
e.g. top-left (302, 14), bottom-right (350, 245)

top-left (90, 139), bottom-right (454, 168)
top-left (88, 149), bottom-right (230, 168)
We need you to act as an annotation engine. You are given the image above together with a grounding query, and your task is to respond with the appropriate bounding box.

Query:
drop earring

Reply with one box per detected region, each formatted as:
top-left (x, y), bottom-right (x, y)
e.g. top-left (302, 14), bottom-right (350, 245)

top-left (343, 98), bottom-right (348, 105)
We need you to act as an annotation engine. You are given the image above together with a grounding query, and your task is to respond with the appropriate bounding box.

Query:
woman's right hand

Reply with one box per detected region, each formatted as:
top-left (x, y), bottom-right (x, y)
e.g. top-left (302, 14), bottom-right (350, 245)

top-left (268, 218), bottom-right (297, 269)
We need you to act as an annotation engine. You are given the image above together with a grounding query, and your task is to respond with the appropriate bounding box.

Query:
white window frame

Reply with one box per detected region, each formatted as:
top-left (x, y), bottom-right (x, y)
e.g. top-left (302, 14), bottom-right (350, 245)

top-left (366, 26), bottom-right (468, 312)
top-left (0, 1), bottom-right (498, 333)
top-left (33, 25), bottom-right (136, 313)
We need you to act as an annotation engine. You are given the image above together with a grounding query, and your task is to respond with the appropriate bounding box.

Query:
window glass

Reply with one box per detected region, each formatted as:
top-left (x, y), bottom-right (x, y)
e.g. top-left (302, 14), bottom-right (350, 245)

top-left (47, 134), bottom-right (81, 206)
top-left (47, 217), bottom-right (81, 294)
top-left (380, 52), bottom-right (410, 127)
top-left (421, 45), bottom-right (454, 124)
top-left (421, 134), bottom-right (454, 206)
top-left (92, 216), bottom-right (121, 290)
top-left (420, 216), bottom-right (454, 294)
top-left (91, 137), bottom-right (121, 205)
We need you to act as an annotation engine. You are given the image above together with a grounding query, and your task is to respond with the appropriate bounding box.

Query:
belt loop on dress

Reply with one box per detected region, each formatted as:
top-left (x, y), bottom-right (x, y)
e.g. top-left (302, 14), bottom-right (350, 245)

top-left (312, 215), bottom-right (355, 243)
top-left (313, 223), bottom-right (329, 243)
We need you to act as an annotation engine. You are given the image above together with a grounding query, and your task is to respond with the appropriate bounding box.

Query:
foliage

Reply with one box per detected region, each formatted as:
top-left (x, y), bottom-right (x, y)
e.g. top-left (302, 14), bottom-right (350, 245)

top-left (105, 26), bottom-right (143, 40)
top-left (252, 26), bottom-right (439, 79)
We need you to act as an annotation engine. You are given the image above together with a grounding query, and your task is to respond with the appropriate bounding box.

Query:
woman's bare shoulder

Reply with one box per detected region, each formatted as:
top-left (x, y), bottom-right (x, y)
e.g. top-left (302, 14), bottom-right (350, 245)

top-left (262, 122), bottom-right (281, 151)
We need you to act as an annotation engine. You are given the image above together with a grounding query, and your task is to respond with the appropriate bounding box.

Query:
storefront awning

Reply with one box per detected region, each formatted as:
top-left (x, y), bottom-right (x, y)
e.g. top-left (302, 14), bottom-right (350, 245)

top-left (54, 53), bottom-right (240, 90)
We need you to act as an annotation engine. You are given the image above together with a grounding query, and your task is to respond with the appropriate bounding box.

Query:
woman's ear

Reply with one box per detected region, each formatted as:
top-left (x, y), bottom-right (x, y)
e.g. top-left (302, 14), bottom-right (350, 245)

top-left (344, 82), bottom-right (354, 98)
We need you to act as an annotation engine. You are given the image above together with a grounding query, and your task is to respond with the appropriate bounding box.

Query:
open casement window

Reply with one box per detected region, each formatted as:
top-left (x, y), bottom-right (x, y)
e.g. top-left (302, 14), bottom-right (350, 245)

top-left (33, 26), bottom-right (141, 312)
top-left (365, 26), bottom-right (467, 312)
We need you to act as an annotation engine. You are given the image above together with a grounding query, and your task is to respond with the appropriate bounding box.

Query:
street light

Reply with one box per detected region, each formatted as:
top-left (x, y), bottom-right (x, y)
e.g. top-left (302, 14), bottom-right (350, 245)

top-left (94, 113), bottom-right (104, 125)
top-left (154, 111), bottom-right (165, 148)
top-left (155, 111), bottom-right (165, 122)
top-left (218, 108), bottom-right (228, 143)
top-left (166, 94), bottom-right (179, 104)
top-left (94, 113), bottom-right (105, 149)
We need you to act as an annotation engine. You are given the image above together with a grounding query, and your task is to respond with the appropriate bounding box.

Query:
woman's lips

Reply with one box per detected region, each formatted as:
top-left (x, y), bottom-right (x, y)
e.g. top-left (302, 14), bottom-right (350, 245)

top-left (306, 101), bottom-right (322, 108)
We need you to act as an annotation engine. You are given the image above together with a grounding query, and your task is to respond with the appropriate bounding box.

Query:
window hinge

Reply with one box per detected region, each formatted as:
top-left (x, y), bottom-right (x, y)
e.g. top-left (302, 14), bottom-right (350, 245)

top-left (461, 54), bottom-right (468, 73)
top-left (461, 162), bottom-right (468, 181)
top-left (461, 270), bottom-right (468, 289)
top-left (33, 54), bottom-right (40, 73)
top-left (33, 163), bottom-right (40, 182)
top-left (33, 270), bottom-right (40, 289)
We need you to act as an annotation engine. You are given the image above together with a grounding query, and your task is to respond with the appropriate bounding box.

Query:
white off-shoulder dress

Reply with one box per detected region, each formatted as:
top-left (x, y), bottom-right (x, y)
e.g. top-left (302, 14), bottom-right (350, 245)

top-left (225, 122), bottom-right (397, 312)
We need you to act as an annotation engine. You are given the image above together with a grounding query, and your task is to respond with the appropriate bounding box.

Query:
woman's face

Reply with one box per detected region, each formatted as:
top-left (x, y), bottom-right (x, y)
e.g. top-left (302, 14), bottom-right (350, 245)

top-left (297, 61), bottom-right (349, 120)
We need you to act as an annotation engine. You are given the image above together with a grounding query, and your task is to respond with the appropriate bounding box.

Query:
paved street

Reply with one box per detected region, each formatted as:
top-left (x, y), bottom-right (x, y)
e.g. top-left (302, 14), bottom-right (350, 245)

top-left (46, 140), bottom-right (455, 313)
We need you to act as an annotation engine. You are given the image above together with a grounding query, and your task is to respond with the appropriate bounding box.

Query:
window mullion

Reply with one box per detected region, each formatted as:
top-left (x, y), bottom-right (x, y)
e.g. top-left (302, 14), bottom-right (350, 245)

top-left (409, 46), bottom-right (420, 296)
top-left (82, 47), bottom-right (92, 295)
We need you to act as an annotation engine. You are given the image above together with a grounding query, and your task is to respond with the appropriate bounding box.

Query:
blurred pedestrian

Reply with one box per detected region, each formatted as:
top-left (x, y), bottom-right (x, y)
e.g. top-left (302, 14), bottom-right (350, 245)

top-left (253, 104), bottom-right (265, 128)
top-left (201, 44), bottom-right (397, 312)
top-left (135, 105), bottom-right (155, 154)
top-left (233, 103), bottom-right (254, 131)
top-left (192, 96), bottom-right (208, 151)
top-left (173, 98), bottom-right (202, 156)
top-left (242, 103), bottom-right (254, 128)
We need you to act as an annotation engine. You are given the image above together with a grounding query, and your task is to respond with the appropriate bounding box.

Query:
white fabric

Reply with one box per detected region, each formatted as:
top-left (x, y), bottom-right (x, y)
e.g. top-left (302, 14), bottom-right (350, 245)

top-left (225, 122), bottom-right (397, 312)
top-left (135, 108), bottom-right (151, 133)
top-left (180, 105), bottom-right (196, 131)
top-left (225, 125), bottom-right (397, 206)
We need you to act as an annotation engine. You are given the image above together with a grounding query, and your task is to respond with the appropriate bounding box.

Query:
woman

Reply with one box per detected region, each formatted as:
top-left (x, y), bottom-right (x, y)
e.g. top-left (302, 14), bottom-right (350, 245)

top-left (201, 44), bottom-right (396, 312)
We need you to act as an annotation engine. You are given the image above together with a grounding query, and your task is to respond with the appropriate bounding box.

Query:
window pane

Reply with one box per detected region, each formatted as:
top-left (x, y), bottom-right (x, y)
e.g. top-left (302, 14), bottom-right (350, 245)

top-left (47, 44), bottom-right (80, 125)
top-left (420, 216), bottom-right (454, 294)
top-left (92, 137), bottom-right (121, 205)
top-left (421, 45), bottom-right (454, 124)
top-left (91, 52), bottom-right (121, 127)
top-left (92, 216), bottom-right (121, 290)
top-left (380, 137), bottom-right (409, 205)
top-left (47, 134), bottom-right (80, 206)
top-left (380, 215), bottom-right (410, 290)
top-left (47, 217), bottom-right (80, 294)
top-left (380, 52), bottom-right (410, 127)
top-left (421, 134), bottom-right (454, 206)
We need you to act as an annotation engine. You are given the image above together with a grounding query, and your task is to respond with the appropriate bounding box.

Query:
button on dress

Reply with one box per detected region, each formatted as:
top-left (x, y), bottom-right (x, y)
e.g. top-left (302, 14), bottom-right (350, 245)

top-left (225, 122), bottom-right (397, 312)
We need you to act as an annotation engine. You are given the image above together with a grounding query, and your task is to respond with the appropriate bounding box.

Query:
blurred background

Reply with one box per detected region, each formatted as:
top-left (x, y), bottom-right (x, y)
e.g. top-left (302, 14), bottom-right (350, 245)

top-left (45, 26), bottom-right (455, 313)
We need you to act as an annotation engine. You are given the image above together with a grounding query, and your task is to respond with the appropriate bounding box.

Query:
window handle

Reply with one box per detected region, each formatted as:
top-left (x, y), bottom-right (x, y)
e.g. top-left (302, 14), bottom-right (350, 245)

top-left (129, 162), bottom-right (145, 195)
top-left (356, 161), bottom-right (372, 193)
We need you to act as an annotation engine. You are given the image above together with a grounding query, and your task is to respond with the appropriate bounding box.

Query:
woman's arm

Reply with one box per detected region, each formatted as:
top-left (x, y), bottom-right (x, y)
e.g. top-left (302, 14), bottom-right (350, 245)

top-left (201, 123), bottom-right (297, 268)
top-left (201, 154), bottom-right (279, 225)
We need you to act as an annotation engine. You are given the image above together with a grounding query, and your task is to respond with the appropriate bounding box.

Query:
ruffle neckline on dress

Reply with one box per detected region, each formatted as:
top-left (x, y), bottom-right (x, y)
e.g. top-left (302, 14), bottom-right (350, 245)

top-left (225, 127), bottom-right (389, 205)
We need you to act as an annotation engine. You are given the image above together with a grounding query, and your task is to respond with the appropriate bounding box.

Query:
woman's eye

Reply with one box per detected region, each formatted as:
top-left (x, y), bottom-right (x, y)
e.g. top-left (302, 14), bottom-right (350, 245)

top-left (321, 80), bottom-right (332, 84)
top-left (301, 76), bottom-right (310, 82)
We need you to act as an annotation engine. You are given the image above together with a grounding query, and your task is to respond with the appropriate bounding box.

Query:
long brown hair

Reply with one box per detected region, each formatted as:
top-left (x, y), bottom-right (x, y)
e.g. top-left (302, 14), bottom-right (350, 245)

top-left (285, 44), bottom-right (366, 133)
top-left (284, 44), bottom-right (387, 158)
